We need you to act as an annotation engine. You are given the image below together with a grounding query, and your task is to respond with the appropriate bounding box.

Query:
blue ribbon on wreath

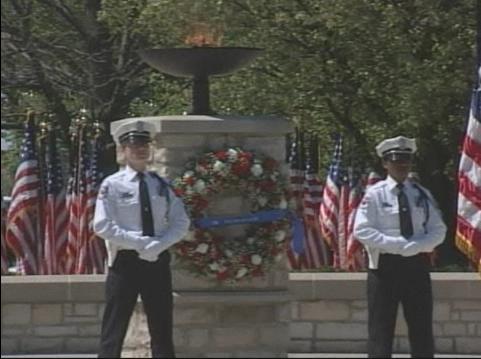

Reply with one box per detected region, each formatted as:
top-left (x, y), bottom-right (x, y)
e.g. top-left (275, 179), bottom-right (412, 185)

top-left (193, 209), bottom-right (305, 255)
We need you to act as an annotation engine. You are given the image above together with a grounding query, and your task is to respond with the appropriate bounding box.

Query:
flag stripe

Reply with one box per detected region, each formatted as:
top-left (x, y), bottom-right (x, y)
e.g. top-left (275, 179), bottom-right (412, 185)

top-left (456, 78), bottom-right (481, 272)
top-left (6, 121), bottom-right (42, 275)
top-left (458, 172), bottom-right (481, 211)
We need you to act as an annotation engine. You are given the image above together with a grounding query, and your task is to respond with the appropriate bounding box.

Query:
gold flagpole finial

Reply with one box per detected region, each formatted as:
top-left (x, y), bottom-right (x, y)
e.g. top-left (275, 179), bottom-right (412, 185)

top-left (39, 120), bottom-right (49, 139)
top-left (25, 110), bottom-right (36, 126)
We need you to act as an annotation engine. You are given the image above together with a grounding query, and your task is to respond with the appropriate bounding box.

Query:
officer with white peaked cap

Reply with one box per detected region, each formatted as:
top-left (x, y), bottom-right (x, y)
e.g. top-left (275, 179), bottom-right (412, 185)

top-left (94, 119), bottom-right (190, 358)
top-left (354, 135), bottom-right (446, 358)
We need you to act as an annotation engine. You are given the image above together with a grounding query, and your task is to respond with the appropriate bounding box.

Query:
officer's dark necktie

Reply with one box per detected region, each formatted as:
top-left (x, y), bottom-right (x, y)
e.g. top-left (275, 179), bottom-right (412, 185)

top-left (397, 183), bottom-right (414, 238)
top-left (138, 172), bottom-right (154, 236)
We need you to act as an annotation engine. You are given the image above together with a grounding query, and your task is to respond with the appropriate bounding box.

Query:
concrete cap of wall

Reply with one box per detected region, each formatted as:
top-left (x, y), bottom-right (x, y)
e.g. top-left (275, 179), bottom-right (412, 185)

top-left (111, 115), bottom-right (294, 137)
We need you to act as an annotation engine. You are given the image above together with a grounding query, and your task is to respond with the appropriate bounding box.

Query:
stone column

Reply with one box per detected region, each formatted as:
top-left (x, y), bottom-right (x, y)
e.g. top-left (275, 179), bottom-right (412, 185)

top-left (113, 115), bottom-right (293, 358)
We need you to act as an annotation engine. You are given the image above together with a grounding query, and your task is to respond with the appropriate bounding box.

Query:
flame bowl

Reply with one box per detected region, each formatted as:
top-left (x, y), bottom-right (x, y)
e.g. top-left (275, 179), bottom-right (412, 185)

top-left (138, 47), bottom-right (263, 78)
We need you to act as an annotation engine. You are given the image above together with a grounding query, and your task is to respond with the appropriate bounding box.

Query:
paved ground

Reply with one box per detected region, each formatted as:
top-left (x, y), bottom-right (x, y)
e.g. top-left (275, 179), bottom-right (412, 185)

top-left (2, 354), bottom-right (480, 358)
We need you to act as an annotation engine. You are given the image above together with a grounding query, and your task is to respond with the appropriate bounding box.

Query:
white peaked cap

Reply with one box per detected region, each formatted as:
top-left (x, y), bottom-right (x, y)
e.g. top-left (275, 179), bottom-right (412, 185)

top-left (112, 119), bottom-right (156, 144)
top-left (375, 136), bottom-right (417, 158)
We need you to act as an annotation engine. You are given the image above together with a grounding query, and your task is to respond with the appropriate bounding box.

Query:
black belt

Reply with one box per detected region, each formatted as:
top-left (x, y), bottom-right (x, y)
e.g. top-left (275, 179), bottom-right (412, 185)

top-left (118, 249), bottom-right (169, 258)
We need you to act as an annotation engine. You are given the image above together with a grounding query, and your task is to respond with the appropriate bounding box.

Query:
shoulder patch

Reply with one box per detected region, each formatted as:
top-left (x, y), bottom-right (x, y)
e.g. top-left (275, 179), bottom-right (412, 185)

top-left (98, 184), bottom-right (109, 199)
top-left (359, 193), bottom-right (371, 209)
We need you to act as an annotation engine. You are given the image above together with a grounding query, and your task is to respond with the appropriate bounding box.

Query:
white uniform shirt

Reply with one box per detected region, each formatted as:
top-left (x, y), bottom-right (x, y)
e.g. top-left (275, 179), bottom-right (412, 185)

top-left (353, 175), bottom-right (446, 269)
top-left (93, 165), bottom-right (190, 266)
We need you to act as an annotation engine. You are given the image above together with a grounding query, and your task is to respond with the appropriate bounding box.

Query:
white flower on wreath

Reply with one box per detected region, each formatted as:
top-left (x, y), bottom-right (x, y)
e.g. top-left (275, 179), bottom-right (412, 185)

top-left (183, 171), bottom-right (195, 179)
top-left (195, 243), bottom-right (209, 254)
top-left (288, 197), bottom-right (297, 209)
top-left (236, 267), bottom-right (248, 278)
top-left (228, 148), bottom-right (238, 161)
top-left (251, 254), bottom-right (263, 265)
top-left (270, 172), bottom-right (279, 180)
top-left (250, 164), bottom-right (263, 177)
top-left (257, 196), bottom-right (268, 207)
top-left (275, 230), bottom-right (286, 242)
top-left (224, 249), bottom-right (233, 258)
top-left (184, 231), bottom-right (196, 242)
top-left (247, 237), bottom-right (255, 245)
top-left (193, 179), bottom-right (206, 193)
top-left (209, 262), bottom-right (220, 271)
top-left (196, 164), bottom-right (208, 174)
top-left (278, 198), bottom-right (288, 209)
top-left (213, 160), bottom-right (226, 172)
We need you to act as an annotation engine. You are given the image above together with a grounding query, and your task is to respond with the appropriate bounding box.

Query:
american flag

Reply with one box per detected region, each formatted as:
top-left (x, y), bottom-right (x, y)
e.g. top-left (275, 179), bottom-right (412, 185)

top-left (287, 129), bottom-right (309, 269)
top-left (345, 168), bottom-right (383, 271)
top-left (455, 68), bottom-right (481, 273)
top-left (302, 135), bottom-right (331, 268)
top-left (366, 171), bottom-right (383, 188)
top-left (43, 131), bottom-right (68, 274)
top-left (5, 117), bottom-right (42, 274)
top-left (64, 126), bottom-right (81, 274)
top-left (84, 133), bottom-right (107, 274)
top-left (66, 125), bottom-right (106, 274)
top-left (1, 196), bottom-right (8, 274)
top-left (287, 130), bottom-right (332, 269)
top-left (345, 165), bottom-right (366, 271)
top-left (319, 135), bottom-right (347, 270)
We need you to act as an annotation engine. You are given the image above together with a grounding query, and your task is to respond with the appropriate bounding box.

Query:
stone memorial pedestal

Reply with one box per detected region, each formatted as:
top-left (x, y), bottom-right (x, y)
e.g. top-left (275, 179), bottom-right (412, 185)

top-left (112, 115), bottom-right (293, 358)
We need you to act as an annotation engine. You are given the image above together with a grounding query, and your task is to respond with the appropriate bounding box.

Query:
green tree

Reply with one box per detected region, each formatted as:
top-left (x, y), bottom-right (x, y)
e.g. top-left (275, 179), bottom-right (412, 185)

top-left (2, 0), bottom-right (157, 171)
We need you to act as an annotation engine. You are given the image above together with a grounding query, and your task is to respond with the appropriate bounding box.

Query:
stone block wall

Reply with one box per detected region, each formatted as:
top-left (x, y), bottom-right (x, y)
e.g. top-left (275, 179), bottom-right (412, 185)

top-left (1, 273), bottom-right (480, 356)
top-left (1, 273), bottom-right (290, 357)
top-left (1, 276), bottom-right (104, 355)
top-left (289, 272), bottom-right (481, 355)
top-left (123, 291), bottom-right (289, 358)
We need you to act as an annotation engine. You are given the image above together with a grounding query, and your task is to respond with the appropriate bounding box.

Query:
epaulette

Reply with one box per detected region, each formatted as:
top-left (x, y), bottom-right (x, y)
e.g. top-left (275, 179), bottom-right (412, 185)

top-left (149, 171), bottom-right (171, 205)
top-left (367, 180), bottom-right (387, 192)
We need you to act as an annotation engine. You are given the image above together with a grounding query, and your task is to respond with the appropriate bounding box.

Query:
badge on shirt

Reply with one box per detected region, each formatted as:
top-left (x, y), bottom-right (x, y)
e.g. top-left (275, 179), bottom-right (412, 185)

top-left (360, 199), bottom-right (369, 209)
top-left (119, 192), bottom-right (134, 199)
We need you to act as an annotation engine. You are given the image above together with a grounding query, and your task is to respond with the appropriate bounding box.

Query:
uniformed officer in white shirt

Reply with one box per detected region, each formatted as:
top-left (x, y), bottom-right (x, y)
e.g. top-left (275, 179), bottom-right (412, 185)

top-left (94, 120), bottom-right (190, 358)
top-left (354, 136), bottom-right (446, 358)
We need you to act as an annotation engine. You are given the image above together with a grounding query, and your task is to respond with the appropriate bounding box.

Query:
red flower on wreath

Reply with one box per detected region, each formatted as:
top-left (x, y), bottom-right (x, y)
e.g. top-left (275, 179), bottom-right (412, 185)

top-left (239, 151), bottom-right (253, 161)
top-left (183, 176), bottom-right (195, 186)
top-left (231, 158), bottom-right (251, 176)
top-left (263, 158), bottom-right (278, 171)
top-left (216, 270), bottom-right (229, 281)
top-left (259, 179), bottom-right (276, 192)
top-left (214, 151), bottom-right (228, 160)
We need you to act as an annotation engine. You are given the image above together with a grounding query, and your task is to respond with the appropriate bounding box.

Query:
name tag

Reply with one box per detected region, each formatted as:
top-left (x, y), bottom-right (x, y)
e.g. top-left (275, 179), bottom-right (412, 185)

top-left (119, 192), bottom-right (134, 199)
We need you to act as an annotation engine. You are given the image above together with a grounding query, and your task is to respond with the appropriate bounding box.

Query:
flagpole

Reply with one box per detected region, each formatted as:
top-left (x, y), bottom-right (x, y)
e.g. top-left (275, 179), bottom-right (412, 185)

top-left (477, 0), bottom-right (480, 70)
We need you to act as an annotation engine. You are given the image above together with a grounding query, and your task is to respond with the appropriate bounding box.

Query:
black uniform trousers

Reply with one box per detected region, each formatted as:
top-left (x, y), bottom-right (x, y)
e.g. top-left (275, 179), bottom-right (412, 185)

top-left (367, 253), bottom-right (434, 358)
top-left (98, 250), bottom-right (174, 358)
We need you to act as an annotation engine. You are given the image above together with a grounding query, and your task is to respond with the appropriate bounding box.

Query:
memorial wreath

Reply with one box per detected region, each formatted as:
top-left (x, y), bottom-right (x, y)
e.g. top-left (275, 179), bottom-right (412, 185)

top-left (172, 148), bottom-right (291, 283)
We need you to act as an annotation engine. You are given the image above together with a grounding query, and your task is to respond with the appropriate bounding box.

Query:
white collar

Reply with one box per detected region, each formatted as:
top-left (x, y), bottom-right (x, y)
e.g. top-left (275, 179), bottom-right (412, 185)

top-left (385, 175), bottom-right (410, 192)
top-left (123, 165), bottom-right (148, 182)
